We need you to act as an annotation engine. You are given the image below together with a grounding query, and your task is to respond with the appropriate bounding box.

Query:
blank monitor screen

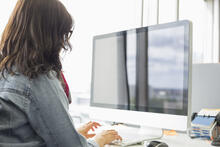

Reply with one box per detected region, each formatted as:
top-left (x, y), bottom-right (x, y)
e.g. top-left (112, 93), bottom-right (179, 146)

top-left (91, 20), bottom-right (191, 116)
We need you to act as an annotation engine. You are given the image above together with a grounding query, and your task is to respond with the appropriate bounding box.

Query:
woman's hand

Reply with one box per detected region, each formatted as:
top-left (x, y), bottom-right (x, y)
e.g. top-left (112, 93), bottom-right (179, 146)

top-left (77, 121), bottom-right (101, 139)
top-left (94, 130), bottom-right (122, 147)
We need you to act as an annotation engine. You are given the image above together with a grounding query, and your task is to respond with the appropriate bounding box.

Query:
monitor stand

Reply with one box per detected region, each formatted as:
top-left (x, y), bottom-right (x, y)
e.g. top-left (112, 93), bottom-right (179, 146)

top-left (111, 121), bottom-right (163, 135)
top-left (138, 125), bottom-right (164, 139)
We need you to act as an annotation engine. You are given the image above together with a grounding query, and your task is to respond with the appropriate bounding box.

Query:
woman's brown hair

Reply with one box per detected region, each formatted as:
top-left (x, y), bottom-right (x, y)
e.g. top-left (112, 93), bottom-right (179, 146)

top-left (0, 0), bottom-right (73, 79)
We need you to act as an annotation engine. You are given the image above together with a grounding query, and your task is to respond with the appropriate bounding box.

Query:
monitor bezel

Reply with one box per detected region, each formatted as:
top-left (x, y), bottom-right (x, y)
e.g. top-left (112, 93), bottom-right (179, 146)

top-left (91, 20), bottom-right (191, 116)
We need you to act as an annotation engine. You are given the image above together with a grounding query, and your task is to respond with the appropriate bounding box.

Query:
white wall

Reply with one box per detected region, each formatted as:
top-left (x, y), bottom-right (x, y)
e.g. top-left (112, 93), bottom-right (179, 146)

top-left (61, 0), bottom-right (142, 94)
top-left (0, 1), bottom-right (16, 36)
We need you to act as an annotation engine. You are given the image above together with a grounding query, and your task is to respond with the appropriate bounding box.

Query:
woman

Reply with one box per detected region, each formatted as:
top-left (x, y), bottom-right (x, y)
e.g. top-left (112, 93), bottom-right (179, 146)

top-left (0, 0), bottom-right (121, 147)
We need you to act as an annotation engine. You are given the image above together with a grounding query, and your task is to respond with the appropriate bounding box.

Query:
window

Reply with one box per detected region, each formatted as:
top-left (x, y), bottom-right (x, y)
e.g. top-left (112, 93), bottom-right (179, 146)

top-left (143, 0), bottom-right (220, 63)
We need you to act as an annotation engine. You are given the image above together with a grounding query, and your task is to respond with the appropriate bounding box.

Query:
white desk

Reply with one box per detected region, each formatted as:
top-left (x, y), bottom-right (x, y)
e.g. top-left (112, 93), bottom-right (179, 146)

top-left (70, 109), bottom-right (213, 147)
top-left (106, 132), bottom-right (212, 147)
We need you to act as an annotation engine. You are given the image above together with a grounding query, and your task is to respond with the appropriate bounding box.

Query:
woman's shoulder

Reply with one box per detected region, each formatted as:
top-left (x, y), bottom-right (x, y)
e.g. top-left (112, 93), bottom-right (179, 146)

top-left (0, 72), bottom-right (32, 112)
top-left (0, 70), bottom-right (57, 85)
top-left (0, 72), bottom-right (31, 92)
top-left (0, 70), bottom-right (62, 98)
top-left (0, 70), bottom-right (62, 110)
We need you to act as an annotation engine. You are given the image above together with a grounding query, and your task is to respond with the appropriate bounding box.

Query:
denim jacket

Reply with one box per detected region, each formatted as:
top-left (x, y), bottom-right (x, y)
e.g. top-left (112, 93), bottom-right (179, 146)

top-left (0, 71), bottom-right (99, 147)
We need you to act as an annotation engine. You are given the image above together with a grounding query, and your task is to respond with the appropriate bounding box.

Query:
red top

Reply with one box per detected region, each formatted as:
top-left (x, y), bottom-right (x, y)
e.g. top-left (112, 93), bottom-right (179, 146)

top-left (61, 72), bottom-right (71, 104)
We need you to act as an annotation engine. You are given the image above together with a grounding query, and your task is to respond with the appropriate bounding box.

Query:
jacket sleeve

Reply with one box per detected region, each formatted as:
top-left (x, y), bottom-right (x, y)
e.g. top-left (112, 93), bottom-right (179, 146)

top-left (26, 76), bottom-right (99, 147)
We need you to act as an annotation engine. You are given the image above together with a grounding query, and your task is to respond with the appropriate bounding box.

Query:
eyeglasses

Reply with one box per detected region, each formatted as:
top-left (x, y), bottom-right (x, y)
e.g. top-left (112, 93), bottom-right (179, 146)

top-left (64, 30), bottom-right (73, 41)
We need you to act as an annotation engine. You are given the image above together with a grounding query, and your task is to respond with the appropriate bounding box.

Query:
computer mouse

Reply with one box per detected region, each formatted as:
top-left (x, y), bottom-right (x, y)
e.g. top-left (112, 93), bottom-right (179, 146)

top-left (145, 140), bottom-right (168, 147)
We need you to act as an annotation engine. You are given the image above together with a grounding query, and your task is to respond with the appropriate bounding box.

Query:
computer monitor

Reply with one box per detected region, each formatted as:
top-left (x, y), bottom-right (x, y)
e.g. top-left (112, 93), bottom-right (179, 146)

top-left (90, 20), bottom-right (192, 131)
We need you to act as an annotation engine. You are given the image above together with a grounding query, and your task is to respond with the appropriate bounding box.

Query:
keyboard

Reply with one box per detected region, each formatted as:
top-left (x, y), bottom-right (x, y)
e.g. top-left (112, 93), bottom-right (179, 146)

top-left (91, 124), bottom-right (161, 146)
